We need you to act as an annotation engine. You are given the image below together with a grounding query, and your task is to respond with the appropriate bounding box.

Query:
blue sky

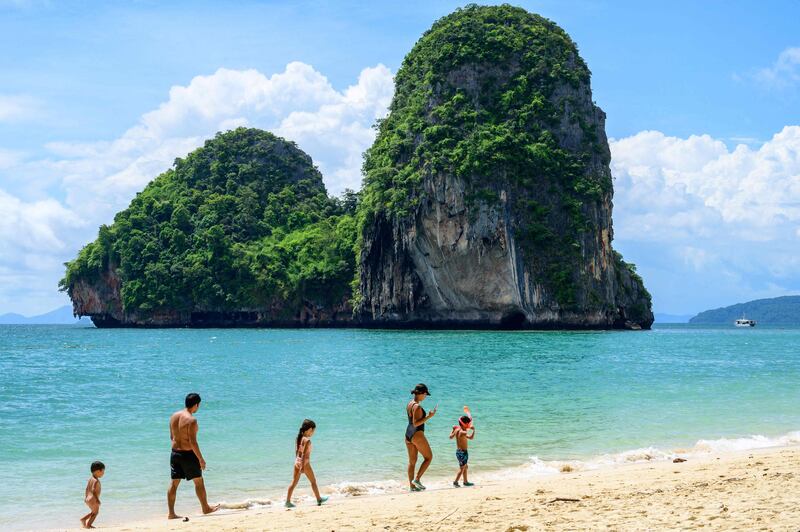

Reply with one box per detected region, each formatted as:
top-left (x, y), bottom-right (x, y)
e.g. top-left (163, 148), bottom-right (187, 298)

top-left (1, 0), bottom-right (799, 316)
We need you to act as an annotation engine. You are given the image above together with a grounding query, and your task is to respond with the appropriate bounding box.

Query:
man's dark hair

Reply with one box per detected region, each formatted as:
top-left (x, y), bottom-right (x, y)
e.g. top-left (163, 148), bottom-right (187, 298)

top-left (185, 393), bottom-right (202, 409)
top-left (90, 461), bottom-right (105, 473)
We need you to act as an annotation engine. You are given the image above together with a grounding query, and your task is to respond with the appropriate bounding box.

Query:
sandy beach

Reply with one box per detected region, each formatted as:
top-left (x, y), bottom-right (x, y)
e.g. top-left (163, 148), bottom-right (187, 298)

top-left (72, 445), bottom-right (800, 531)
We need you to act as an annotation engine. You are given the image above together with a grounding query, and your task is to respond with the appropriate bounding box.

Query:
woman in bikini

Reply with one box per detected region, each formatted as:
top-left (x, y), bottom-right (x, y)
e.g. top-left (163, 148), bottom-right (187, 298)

top-left (405, 383), bottom-right (437, 491)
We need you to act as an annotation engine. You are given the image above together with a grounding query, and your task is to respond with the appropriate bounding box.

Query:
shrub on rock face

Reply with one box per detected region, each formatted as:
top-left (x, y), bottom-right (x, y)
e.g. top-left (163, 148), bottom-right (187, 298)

top-left (356, 4), bottom-right (652, 328)
top-left (60, 128), bottom-right (358, 326)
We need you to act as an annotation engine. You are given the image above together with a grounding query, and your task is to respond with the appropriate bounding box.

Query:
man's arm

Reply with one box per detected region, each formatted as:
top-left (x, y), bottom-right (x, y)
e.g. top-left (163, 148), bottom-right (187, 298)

top-left (189, 419), bottom-right (206, 469)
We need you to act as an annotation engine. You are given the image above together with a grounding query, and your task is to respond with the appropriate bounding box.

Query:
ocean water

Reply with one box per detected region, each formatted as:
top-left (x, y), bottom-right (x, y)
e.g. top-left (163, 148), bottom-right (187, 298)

top-left (1, 324), bottom-right (800, 530)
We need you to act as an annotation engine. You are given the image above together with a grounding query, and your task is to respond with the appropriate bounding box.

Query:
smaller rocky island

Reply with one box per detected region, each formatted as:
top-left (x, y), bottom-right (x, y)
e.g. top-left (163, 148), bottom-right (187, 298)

top-left (61, 128), bottom-right (358, 327)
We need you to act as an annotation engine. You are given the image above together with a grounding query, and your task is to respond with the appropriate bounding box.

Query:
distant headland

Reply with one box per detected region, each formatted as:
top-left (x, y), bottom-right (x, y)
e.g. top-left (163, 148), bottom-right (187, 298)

top-left (60, 5), bottom-right (652, 330)
top-left (690, 295), bottom-right (800, 325)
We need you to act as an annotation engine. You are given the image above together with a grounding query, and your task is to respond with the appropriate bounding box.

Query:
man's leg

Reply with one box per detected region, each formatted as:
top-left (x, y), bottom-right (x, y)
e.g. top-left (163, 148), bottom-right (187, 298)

top-left (192, 477), bottom-right (219, 514)
top-left (167, 479), bottom-right (181, 519)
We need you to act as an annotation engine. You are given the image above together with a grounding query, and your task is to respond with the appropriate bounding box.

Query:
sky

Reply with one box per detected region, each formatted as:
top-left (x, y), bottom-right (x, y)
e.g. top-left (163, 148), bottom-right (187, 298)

top-left (1, 0), bottom-right (799, 317)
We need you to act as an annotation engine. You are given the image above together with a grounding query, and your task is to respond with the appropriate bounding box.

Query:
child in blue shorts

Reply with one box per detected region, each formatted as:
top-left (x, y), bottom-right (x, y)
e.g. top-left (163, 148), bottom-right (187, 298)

top-left (449, 412), bottom-right (475, 487)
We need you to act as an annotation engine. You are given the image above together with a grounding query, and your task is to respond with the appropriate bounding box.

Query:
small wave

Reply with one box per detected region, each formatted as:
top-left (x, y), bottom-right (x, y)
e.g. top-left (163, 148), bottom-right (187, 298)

top-left (694, 431), bottom-right (800, 453)
top-left (326, 479), bottom-right (405, 497)
top-left (498, 429), bottom-right (800, 481)
top-left (217, 498), bottom-right (273, 510)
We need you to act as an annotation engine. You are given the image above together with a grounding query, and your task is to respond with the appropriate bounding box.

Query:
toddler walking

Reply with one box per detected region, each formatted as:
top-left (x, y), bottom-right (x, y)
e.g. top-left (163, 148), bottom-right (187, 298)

top-left (80, 461), bottom-right (105, 528)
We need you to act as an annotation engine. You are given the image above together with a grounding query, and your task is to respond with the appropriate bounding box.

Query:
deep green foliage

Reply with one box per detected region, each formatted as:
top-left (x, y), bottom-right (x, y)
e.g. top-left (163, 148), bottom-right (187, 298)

top-left (358, 4), bottom-right (612, 307)
top-left (61, 128), bottom-right (357, 315)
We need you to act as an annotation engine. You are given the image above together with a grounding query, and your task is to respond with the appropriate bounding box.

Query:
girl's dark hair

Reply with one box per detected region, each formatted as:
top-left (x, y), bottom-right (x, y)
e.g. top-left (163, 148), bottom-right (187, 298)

top-left (296, 419), bottom-right (316, 452)
top-left (90, 461), bottom-right (105, 473)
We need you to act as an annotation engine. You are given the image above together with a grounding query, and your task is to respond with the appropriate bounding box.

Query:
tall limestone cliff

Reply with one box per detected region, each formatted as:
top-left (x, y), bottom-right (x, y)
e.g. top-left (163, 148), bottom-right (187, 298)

top-left (61, 128), bottom-right (357, 327)
top-left (356, 4), bottom-right (653, 329)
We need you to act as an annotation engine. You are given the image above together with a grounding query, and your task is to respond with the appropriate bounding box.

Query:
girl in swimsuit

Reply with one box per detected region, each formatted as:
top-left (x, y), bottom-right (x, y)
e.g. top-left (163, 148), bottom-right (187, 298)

top-left (285, 419), bottom-right (328, 507)
top-left (405, 383), bottom-right (437, 491)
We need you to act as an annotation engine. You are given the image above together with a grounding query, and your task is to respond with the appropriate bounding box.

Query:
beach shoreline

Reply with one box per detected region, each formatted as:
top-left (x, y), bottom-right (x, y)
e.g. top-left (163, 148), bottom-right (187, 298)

top-left (62, 444), bottom-right (800, 531)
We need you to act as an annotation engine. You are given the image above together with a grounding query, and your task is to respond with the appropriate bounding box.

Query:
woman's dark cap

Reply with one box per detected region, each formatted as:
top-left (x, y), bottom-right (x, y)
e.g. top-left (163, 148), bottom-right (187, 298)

top-left (411, 383), bottom-right (431, 396)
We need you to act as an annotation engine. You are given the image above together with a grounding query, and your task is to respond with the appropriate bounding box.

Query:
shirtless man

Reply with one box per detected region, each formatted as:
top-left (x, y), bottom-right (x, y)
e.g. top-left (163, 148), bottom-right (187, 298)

top-left (167, 393), bottom-right (219, 519)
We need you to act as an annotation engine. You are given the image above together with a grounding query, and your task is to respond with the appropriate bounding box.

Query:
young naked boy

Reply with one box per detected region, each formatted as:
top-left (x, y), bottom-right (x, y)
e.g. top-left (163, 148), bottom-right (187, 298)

top-left (80, 461), bottom-right (105, 528)
top-left (449, 415), bottom-right (475, 487)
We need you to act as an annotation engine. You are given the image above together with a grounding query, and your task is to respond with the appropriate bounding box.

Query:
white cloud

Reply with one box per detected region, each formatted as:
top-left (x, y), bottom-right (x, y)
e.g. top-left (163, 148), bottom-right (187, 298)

top-left (0, 189), bottom-right (84, 252)
top-left (611, 126), bottom-right (800, 313)
top-left (52, 61), bottom-right (393, 220)
top-left (611, 127), bottom-right (800, 234)
top-left (0, 94), bottom-right (41, 122)
top-left (0, 148), bottom-right (24, 169)
top-left (0, 62), bottom-right (393, 314)
top-left (753, 47), bottom-right (800, 89)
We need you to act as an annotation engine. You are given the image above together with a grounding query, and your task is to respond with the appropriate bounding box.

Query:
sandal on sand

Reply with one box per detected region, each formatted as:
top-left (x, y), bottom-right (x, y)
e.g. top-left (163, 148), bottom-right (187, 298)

top-left (410, 485), bottom-right (422, 492)
top-left (317, 496), bottom-right (329, 506)
top-left (453, 482), bottom-right (461, 487)
top-left (285, 501), bottom-right (296, 508)
top-left (412, 479), bottom-right (426, 490)
top-left (463, 481), bottom-right (474, 487)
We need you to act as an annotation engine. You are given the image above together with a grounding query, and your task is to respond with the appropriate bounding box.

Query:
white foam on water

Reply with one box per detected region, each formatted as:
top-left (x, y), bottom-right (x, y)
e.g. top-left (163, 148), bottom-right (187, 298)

top-left (325, 479), bottom-right (405, 497)
top-left (693, 431), bottom-right (800, 453)
top-left (487, 429), bottom-right (800, 482)
top-left (217, 497), bottom-right (273, 510)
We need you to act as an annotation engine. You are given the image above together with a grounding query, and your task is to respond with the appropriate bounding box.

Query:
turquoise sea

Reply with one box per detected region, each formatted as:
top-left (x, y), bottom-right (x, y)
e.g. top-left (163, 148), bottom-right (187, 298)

top-left (2, 324), bottom-right (800, 530)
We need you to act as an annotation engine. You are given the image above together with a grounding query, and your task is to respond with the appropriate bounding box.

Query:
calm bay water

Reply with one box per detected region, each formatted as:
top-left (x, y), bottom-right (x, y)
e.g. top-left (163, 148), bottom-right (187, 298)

top-left (1, 324), bottom-right (799, 529)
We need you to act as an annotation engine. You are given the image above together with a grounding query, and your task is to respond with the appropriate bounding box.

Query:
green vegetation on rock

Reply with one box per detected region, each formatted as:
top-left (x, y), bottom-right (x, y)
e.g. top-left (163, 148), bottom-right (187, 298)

top-left (60, 128), bottom-right (358, 317)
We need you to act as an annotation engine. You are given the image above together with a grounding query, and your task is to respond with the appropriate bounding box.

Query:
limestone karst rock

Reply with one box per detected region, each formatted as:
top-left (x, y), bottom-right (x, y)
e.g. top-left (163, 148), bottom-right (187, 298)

top-left (355, 4), bottom-right (653, 329)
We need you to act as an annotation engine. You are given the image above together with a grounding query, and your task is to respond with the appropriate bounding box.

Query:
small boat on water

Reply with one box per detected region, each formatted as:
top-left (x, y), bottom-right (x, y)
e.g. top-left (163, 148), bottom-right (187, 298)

top-left (735, 315), bottom-right (756, 327)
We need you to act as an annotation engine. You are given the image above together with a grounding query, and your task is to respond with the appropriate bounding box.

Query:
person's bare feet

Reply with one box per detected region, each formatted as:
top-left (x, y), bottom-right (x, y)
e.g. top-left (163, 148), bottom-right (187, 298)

top-left (202, 504), bottom-right (220, 515)
top-left (167, 513), bottom-right (183, 520)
